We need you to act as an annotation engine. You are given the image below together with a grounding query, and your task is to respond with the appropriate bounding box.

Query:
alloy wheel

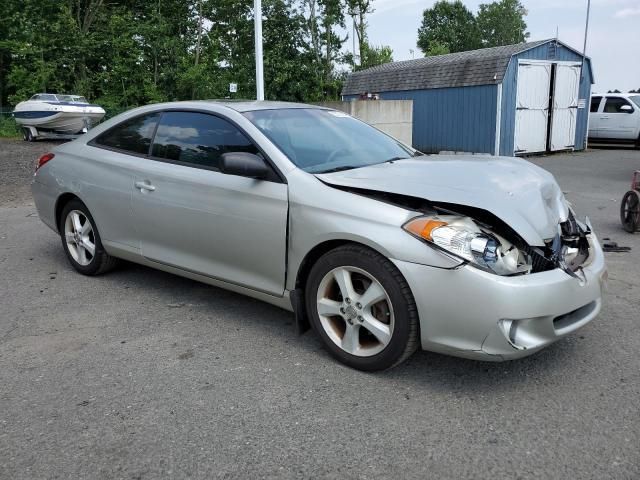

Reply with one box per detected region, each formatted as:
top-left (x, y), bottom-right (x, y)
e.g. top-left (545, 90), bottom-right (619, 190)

top-left (316, 266), bottom-right (394, 357)
top-left (64, 210), bottom-right (96, 266)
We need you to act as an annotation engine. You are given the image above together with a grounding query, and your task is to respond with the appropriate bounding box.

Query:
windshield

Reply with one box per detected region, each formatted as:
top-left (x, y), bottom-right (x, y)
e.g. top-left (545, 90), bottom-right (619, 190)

top-left (243, 108), bottom-right (417, 173)
top-left (31, 94), bottom-right (58, 101)
top-left (630, 96), bottom-right (640, 109)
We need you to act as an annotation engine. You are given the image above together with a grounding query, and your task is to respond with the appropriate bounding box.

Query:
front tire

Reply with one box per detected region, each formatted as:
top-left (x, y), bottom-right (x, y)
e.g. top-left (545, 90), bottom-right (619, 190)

top-left (305, 244), bottom-right (419, 371)
top-left (60, 199), bottom-right (118, 275)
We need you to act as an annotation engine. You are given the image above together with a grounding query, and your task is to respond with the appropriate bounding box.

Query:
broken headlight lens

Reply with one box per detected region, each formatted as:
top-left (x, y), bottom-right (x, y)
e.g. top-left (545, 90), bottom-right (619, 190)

top-left (403, 216), bottom-right (532, 275)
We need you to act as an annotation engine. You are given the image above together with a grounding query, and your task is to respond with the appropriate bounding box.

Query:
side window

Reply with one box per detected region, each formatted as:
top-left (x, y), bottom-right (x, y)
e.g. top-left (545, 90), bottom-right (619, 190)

top-left (590, 96), bottom-right (602, 113)
top-left (151, 112), bottom-right (259, 170)
top-left (603, 97), bottom-right (634, 114)
top-left (94, 113), bottom-right (160, 155)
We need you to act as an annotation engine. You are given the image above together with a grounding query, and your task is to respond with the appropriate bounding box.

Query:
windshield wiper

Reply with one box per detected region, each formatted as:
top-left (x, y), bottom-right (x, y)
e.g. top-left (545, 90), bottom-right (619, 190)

top-left (316, 165), bottom-right (360, 174)
top-left (379, 156), bottom-right (411, 164)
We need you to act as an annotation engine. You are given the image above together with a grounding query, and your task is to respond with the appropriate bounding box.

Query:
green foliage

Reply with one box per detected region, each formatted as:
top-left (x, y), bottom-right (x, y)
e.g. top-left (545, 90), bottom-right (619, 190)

top-left (417, 0), bottom-right (530, 57)
top-left (425, 41), bottom-right (450, 56)
top-left (0, 115), bottom-right (19, 138)
top-left (0, 0), bottom-right (374, 111)
top-left (352, 43), bottom-right (393, 70)
top-left (477, 0), bottom-right (529, 47)
top-left (417, 1), bottom-right (481, 56)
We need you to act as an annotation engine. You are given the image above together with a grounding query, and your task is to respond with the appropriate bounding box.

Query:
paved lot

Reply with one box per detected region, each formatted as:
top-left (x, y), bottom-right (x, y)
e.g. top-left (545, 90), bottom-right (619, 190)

top-left (1, 139), bottom-right (639, 479)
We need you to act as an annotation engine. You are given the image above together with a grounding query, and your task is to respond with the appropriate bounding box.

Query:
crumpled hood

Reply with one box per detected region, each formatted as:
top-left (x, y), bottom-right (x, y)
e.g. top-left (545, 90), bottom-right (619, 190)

top-left (316, 156), bottom-right (569, 246)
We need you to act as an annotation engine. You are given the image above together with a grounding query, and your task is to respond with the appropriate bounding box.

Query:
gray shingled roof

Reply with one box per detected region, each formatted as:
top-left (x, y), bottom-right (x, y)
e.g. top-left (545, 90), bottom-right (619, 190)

top-left (342, 39), bottom-right (554, 95)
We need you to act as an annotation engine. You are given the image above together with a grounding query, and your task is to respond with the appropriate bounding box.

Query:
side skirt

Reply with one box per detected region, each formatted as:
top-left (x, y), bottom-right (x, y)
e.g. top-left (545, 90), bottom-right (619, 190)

top-left (102, 240), bottom-right (294, 312)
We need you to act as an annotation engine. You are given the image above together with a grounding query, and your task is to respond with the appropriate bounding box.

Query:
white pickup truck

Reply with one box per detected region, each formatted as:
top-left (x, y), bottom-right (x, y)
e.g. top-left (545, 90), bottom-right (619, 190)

top-left (589, 93), bottom-right (640, 147)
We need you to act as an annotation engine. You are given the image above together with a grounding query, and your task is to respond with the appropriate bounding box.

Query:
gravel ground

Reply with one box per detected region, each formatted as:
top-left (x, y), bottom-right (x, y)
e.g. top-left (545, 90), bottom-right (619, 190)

top-left (0, 139), bottom-right (639, 479)
top-left (0, 139), bottom-right (61, 207)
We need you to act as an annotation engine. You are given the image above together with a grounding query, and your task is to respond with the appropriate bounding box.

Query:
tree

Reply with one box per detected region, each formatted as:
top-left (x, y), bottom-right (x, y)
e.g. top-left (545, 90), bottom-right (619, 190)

top-left (360, 43), bottom-right (393, 69)
top-left (345, 0), bottom-right (372, 64)
top-left (300, 0), bottom-right (349, 99)
top-left (417, 1), bottom-right (480, 56)
top-left (477, 0), bottom-right (529, 47)
top-left (0, 0), bottom-right (356, 111)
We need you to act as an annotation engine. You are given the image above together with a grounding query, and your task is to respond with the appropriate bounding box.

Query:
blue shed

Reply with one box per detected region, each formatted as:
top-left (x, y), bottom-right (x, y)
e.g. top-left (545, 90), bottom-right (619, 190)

top-left (342, 39), bottom-right (594, 156)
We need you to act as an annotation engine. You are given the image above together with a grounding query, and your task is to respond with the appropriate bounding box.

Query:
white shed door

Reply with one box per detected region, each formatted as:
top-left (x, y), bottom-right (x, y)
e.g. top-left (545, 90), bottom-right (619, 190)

top-left (550, 64), bottom-right (581, 151)
top-left (515, 62), bottom-right (551, 154)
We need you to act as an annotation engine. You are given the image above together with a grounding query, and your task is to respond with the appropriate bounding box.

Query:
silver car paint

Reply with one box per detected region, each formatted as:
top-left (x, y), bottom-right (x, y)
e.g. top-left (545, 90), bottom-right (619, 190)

top-left (31, 100), bottom-right (606, 360)
top-left (317, 156), bottom-right (569, 246)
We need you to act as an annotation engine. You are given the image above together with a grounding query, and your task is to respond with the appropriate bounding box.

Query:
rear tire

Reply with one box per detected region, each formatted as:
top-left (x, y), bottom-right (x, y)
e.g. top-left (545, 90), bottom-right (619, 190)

top-left (305, 244), bottom-right (419, 371)
top-left (59, 199), bottom-right (119, 275)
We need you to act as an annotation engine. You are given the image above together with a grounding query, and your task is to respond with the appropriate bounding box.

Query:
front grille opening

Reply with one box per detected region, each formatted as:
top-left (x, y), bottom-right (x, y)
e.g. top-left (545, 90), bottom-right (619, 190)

top-left (522, 245), bottom-right (555, 273)
top-left (553, 301), bottom-right (597, 332)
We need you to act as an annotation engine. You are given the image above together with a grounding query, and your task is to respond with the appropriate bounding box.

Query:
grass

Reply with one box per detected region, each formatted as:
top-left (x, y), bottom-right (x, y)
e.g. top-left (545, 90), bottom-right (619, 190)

top-left (0, 116), bottom-right (20, 138)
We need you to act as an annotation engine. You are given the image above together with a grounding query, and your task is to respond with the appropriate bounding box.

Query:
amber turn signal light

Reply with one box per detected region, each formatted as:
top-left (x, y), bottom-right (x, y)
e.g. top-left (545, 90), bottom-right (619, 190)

top-left (403, 218), bottom-right (448, 241)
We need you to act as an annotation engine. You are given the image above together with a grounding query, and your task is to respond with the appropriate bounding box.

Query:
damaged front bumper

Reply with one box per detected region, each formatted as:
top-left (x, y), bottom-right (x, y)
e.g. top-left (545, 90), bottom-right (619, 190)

top-left (391, 232), bottom-right (607, 361)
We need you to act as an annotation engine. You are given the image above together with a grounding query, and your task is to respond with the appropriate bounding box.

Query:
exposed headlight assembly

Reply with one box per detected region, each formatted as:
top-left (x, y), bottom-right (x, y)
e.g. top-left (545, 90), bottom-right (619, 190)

top-left (403, 215), bottom-right (532, 276)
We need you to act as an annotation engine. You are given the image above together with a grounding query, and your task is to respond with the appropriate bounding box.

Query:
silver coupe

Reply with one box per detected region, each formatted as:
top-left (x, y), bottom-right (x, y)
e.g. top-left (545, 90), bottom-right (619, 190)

top-left (31, 101), bottom-right (607, 370)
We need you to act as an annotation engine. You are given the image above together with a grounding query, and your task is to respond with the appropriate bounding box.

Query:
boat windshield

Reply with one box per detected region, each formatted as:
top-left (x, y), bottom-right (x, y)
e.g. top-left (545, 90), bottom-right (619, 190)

top-left (30, 94), bottom-right (58, 101)
top-left (72, 96), bottom-right (88, 103)
top-left (57, 95), bottom-right (73, 101)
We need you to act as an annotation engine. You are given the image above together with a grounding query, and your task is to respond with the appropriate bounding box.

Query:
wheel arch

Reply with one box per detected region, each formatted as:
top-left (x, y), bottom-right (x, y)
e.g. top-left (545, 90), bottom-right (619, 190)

top-left (290, 238), bottom-right (411, 336)
top-left (54, 192), bottom-right (83, 233)
top-left (293, 239), bottom-right (392, 293)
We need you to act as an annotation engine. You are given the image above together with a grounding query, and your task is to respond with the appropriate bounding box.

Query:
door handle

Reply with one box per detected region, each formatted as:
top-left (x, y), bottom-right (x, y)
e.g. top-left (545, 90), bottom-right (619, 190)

top-left (135, 180), bottom-right (156, 192)
top-left (600, 116), bottom-right (610, 120)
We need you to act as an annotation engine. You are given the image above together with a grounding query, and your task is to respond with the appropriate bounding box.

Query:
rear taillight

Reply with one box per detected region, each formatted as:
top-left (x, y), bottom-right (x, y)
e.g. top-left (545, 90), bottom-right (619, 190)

top-left (35, 153), bottom-right (54, 173)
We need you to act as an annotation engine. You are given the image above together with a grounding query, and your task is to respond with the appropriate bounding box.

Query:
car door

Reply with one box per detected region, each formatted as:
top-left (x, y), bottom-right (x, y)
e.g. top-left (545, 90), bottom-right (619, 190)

top-left (130, 110), bottom-right (288, 296)
top-left (86, 112), bottom-right (161, 248)
top-left (599, 97), bottom-right (637, 140)
top-left (588, 96), bottom-right (603, 139)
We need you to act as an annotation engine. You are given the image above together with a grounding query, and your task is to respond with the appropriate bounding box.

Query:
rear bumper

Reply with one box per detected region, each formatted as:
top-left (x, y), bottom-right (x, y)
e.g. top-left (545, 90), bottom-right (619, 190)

top-left (392, 234), bottom-right (607, 361)
top-left (31, 179), bottom-right (59, 233)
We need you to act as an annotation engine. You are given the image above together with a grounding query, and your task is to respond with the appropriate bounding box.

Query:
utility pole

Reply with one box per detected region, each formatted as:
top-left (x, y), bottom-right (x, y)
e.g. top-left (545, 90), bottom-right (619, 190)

top-left (254, 0), bottom-right (264, 101)
top-left (580, 0), bottom-right (591, 82)
top-left (581, 0), bottom-right (591, 150)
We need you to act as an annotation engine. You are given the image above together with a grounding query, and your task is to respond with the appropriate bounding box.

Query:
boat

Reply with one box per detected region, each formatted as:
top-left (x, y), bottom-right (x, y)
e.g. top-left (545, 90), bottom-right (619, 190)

top-left (13, 93), bottom-right (106, 140)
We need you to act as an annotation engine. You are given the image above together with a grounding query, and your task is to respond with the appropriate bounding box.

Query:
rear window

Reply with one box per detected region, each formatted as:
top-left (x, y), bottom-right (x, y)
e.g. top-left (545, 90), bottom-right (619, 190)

top-left (94, 113), bottom-right (160, 155)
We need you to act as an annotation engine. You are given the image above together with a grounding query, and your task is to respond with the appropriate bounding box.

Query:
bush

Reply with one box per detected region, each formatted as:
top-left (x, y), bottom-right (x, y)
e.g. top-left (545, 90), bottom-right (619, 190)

top-left (0, 115), bottom-right (20, 138)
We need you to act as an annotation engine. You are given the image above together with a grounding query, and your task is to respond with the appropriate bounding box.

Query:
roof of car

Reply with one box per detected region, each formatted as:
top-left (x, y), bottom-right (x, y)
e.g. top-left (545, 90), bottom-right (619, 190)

top-left (593, 93), bottom-right (639, 97)
top-left (196, 100), bottom-right (322, 112)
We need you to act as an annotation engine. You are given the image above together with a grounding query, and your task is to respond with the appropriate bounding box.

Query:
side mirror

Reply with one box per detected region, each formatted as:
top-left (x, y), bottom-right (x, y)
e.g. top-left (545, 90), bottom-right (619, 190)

top-left (220, 152), bottom-right (269, 179)
top-left (620, 105), bottom-right (634, 113)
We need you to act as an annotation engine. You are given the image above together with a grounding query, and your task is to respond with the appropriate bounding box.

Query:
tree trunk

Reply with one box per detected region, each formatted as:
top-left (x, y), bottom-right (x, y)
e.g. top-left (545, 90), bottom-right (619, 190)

top-left (194, 0), bottom-right (203, 66)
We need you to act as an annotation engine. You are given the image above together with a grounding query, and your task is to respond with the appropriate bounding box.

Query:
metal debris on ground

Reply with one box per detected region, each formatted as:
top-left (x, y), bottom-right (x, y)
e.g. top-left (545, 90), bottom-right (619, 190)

top-left (602, 241), bottom-right (631, 253)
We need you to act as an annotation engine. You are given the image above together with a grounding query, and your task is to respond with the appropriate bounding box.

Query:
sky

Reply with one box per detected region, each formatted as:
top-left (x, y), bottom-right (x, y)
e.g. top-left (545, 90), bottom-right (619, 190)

top-left (362, 0), bottom-right (640, 93)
